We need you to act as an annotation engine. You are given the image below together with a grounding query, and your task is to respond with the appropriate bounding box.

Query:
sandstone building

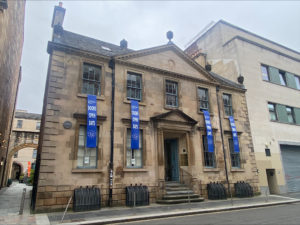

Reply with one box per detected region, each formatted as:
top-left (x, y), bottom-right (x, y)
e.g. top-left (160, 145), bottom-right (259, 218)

top-left (185, 20), bottom-right (300, 194)
top-left (32, 5), bottom-right (259, 211)
top-left (6, 110), bottom-right (40, 181)
top-left (0, 0), bottom-right (26, 188)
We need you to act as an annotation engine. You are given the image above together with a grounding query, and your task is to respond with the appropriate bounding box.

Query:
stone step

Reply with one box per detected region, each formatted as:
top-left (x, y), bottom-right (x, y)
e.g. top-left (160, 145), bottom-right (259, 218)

top-left (165, 186), bottom-right (191, 191)
top-left (166, 190), bottom-right (194, 195)
top-left (157, 197), bottom-right (205, 204)
top-left (162, 194), bottom-right (200, 200)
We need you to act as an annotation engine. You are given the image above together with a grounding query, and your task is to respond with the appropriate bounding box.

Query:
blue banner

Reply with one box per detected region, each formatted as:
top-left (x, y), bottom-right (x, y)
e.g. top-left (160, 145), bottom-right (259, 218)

top-left (86, 95), bottom-right (97, 148)
top-left (229, 116), bottom-right (240, 153)
top-left (131, 100), bottom-right (139, 150)
top-left (203, 110), bottom-right (214, 153)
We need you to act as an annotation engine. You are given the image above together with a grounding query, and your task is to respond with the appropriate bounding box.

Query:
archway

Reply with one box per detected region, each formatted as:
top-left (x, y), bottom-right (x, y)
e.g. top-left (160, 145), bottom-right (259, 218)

top-left (4, 143), bottom-right (38, 185)
top-left (11, 161), bottom-right (23, 180)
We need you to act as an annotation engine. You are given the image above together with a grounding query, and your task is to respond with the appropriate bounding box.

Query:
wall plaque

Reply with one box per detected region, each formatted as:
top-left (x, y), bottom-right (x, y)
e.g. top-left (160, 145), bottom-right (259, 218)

top-left (63, 121), bottom-right (72, 129)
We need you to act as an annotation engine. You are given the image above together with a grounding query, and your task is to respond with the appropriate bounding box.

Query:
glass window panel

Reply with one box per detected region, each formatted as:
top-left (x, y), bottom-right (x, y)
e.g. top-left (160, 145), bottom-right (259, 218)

top-left (223, 94), bottom-right (233, 116)
top-left (127, 72), bottom-right (142, 101)
top-left (279, 72), bottom-right (286, 86)
top-left (166, 80), bottom-right (178, 107)
top-left (77, 125), bottom-right (98, 168)
top-left (126, 129), bottom-right (143, 168)
top-left (261, 65), bottom-right (269, 81)
top-left (268, 103), bottom-right (277, 121)
top-left (202, 135), bottom-right (215, 168)
top-left (229, 138), bottom-right (240, 168)
top-left (82, 64), bottom-right (101, 96)
top-left (198, 88), bottom-right (209, 111)
top-left (286, 107), bottom-right (295, 123)
top-left (295, 76), bottom-right (300, 90)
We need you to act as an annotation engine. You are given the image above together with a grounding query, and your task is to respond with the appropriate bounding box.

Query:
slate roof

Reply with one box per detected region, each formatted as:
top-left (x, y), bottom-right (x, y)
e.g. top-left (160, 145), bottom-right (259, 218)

top-left (52, 29), bottom-right (244, 90)
top-left (52, 30), bottom-right (133, 56)
top-left (209, 71), bottom-right (245, 90)
top-left (15, 111), bottom-right (41, 120)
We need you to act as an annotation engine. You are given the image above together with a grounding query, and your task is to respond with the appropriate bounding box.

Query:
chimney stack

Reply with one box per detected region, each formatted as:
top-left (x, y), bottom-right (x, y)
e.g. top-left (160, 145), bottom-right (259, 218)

top-left (51, 2), bottom-right (66, 29)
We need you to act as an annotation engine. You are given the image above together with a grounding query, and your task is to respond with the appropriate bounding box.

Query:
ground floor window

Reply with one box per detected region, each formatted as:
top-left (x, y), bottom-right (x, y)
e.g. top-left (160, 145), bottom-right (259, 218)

top-left (228, 138), bottom-right (241, 168)
top-left (202, 135), bottom-right (216, 168)
top-left (126, 129), bottom-right (143, 168)
top-left (77, 125), bottom-right (98, 168)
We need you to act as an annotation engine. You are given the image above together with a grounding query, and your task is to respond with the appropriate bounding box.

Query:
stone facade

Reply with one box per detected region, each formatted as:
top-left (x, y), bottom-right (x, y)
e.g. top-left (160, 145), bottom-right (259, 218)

top-left (0, 0), bottom-right (26, 187)
top-left (33, 6), bottom-right (259, 212)
top-left (185, 20), bottom-right (300, 194)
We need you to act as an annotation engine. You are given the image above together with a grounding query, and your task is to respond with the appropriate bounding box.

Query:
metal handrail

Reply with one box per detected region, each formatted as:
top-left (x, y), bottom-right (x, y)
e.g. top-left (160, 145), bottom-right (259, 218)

top-left (179, 167), bottom-right (193, 188)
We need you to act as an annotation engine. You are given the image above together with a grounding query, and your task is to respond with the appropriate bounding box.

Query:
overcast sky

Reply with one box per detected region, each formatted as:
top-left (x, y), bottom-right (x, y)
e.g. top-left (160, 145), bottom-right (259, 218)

top-left (17, 1), bottom-right (300, 114)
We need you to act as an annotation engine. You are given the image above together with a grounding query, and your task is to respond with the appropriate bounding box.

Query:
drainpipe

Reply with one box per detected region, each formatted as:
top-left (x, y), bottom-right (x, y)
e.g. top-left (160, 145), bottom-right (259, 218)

top-left (0, 66), bottom-right (22, 188)
top-left (108, 58), bottom-right (115, 207)
top-left (216, 86), bottom-right (232, 196)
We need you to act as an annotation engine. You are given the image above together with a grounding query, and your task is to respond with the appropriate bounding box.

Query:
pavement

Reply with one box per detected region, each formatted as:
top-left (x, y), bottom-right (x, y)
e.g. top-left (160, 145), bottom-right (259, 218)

top-left (0, 182), bottom-right (300, 225)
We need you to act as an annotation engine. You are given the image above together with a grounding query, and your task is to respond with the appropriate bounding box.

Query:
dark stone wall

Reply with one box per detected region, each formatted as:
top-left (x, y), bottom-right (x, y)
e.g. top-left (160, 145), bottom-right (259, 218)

top-left (0, 0), bottom-right (26, 187)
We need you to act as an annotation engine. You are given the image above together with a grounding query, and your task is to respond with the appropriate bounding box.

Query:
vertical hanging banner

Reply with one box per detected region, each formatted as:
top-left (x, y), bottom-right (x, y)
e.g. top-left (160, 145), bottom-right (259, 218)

top-left (229, 116), bottom-right (240, 153)
top-left (27, 161), bottom-right (31, 177)
top-left (86, 95), bottom-right (97, 148)
top-left (131, 100), bottom-right (139, 149)
top-left (203, 110), bottom-right (214, 152)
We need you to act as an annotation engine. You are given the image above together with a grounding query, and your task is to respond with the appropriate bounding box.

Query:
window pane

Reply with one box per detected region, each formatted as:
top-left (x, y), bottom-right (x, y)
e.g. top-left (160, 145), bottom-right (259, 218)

top-left (126, 129), bottom-right (143, 168)
top-left (82, 64), bottom-right (101, 96)
top-left (202, 135), bottom-right (215, 168)
top-left (198, 88), bottom-right (209, 111)
top-left (261, 65), bottom-right (269, 81)
top-left (286, 107), bottom-right (295, 123)
top-left (229, 138), bottom-right (240, 168)
top-left (127, 72), bottom-right (142, 101)
top-left (77, 125), bottom-right (98, 168)
top-left (223, 94), bottom-right (233, 116)
top-left (166, 81), bottom-right (178, 107)
top-left (279, 72), bottom-right (286, 86)
top-left (295, 76), bottom-right (300, 90)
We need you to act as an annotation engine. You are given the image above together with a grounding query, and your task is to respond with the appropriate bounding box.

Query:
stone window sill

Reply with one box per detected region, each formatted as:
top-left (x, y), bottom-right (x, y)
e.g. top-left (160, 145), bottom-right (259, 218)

top-left (270, 120), bottom-right (300, 126)
top-left (77, 93), bottom-right (105, 101)
top-left (198, 111), bottom-right (214, 117)
top-left (203, 168), bottom-right (220, 172)
top-left (231, 168), bottom-right (245, 172)
top-left (72, 168), bottom-right (104, 173)
top-left (123, 168), bottom-right (148, 172)
top-left (123, 99), bottom-right (146, 106)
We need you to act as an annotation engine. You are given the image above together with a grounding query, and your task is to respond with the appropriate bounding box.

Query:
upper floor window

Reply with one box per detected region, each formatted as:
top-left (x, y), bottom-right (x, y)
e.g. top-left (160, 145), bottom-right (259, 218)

top-left (261, 65), bottom-right (269, 81)
top-left (81, 63), bottom-right (101, 96)
top-left (229, 138), bottom-right (241, 168)
top-left (32, 149), bottom-right (37, 159)
top-left (295, 76), bottom-right (300, 90)
top-left (198, 88), bottom-right (209, 112)
top-left (268, 103), bottom-right (277, 121)
top-left (286, 107), bottom-right (295, 124)
top-left (17, 120), bottom-right (23, 128)
top-left (126, 129), bottom-right (143, 168)
top-left (127, 72), bottom-right (142, 101)
top-left (279, 71), bottom-right (287, 86)
top-left (165, 80), bottom-right (178, 107)
top-left (202, 135), bottom-right (215, 168)
top-left (222, 94), bottom-right (233, 117)
top-left (77, 125), bottom-right (98, 168)
top-left (36, 122), bottom-right (41, 130)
